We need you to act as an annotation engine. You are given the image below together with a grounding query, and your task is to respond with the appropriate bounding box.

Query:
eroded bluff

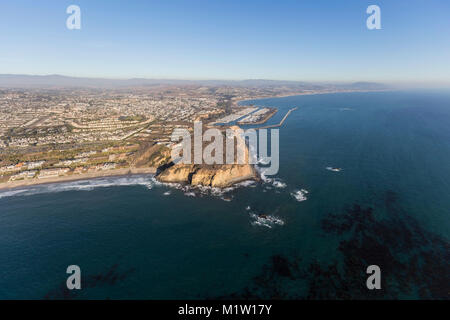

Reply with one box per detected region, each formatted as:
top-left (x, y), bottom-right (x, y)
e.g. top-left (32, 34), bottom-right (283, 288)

top-left (156, 163), bottom-right (257, 188)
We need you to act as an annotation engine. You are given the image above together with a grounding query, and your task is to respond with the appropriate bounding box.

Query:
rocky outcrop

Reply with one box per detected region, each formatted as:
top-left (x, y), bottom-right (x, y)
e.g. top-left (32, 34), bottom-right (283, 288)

top-left (157, 163), bottom-right (257, 188)
top-left (156, 164), bottom-right (195, 184)
top-left (154, 124), bottom-right (258, 188)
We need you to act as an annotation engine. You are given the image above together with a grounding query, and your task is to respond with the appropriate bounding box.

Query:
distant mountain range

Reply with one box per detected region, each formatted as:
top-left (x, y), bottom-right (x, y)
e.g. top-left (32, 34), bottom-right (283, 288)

top-left (0, 74), bottom-right (388, 90)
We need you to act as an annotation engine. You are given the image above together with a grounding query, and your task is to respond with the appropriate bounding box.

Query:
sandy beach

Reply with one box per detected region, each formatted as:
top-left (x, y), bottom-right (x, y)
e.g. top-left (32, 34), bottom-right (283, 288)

top-left (0, 167), bottom-right (156, 191)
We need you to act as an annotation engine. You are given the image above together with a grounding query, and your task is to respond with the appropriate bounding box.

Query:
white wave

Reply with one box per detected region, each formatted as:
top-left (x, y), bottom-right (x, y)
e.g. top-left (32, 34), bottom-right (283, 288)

top-left (257, 157), bottom-right (271, 165)
top-left (163, 191), bottom-right (171, 196)
top-left (0, 189), bottom-right (29, 199)
top-left (0, 171), bottom-right (258, 201)
top-left (151, 175), bottom-right (255, 200)
top-left (256, 166), bottom-right (287, 189)
top-left (291, 189), bottom-right (309, 202)
top-left (272, 179), bottom-right (287, 188)
top-left (246, 206), bottom-right (251, 211)
top-left (256, 167), bottom-right (271, 183)
top-left (249, 213), bottom-right (285, 228)
top-left (248, 145), bottom-right (258, 164)
top-left (235, 180), bottom-right (256, 188)
top-left (0, 175), bottom-right (155, 199)
top-left (150, 176), bottom-right (181, 189)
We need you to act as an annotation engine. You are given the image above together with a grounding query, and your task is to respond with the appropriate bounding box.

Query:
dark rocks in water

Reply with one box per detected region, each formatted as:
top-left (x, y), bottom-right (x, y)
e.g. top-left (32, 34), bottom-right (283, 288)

top-left (271, 255), bottom-right (294, 279)
top-left (210, 191), bottom-right (450, 300)
top-left (44, 264), bottom-right (136, 300)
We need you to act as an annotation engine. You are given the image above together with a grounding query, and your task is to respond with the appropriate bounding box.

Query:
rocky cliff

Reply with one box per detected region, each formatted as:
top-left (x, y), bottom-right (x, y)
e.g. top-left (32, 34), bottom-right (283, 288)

top-left (156, 163), bottom-right (257, 188)
top-left (154, 125), bottom-right (258, 188)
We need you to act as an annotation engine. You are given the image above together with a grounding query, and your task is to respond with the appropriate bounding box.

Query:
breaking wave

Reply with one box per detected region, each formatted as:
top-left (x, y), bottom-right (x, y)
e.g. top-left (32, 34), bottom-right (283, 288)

top-left (0, 189), bottom-right (30, 199)
top-left (291, 189), bottom-right (309, 202)
top-left (257, 157), bottom-right (271, 165)
top-left (249, 212), bottom-right (285, 228)
top-left (150, 176), bottom-right (255, 200)
top-left (256, 166), bottom-right (287, 189)
top-left (0, 175), bottom-right (155, 199)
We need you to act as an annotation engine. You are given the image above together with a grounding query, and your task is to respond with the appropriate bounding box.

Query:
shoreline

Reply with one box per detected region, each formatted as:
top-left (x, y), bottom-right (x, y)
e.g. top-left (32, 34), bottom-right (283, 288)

top-left (255, 107), bottom-right (298, 129)
top-left (237, 107), bottom-right (278, 125)
top-left (0, 90), bottom-right (390, 193)
top-left (234, 89), bottom-right (392, 105)
top-left (0, 167), bottom-right (156, 191)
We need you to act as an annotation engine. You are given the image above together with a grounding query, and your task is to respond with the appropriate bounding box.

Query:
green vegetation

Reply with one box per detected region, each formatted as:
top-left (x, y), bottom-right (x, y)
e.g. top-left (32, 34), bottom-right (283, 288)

top-left (6, 125), bottom-right (72, 138)
top-left (118, 115), bottom-right (146, 122)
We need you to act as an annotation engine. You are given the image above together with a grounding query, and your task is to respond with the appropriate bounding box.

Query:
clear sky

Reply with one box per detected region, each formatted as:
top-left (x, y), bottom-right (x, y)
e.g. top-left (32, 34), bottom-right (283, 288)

top-left (0, 0), bottom-right (449, 84)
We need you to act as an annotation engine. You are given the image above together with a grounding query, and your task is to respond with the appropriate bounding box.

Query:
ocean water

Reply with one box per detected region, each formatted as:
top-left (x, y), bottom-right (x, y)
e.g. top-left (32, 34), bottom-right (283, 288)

top-left (0, 91), bottom-right (449, 299)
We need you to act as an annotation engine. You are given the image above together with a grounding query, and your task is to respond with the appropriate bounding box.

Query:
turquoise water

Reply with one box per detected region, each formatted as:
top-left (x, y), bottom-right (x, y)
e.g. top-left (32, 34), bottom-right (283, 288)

top-left (0, 91), bottom-right (449, 299)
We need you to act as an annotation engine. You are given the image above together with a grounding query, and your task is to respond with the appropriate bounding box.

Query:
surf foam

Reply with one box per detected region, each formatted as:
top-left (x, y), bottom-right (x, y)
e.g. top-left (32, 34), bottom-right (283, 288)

top-left (291, 189), bottom-right (309, 202)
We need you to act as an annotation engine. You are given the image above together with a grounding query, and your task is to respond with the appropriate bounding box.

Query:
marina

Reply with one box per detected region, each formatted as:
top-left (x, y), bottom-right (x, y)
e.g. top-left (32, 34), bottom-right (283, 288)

top-left (256, 107), bottom-right (298, 129)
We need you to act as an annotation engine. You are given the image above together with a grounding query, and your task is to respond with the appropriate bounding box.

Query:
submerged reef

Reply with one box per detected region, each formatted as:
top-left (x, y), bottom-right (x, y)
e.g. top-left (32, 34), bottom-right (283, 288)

top-left (210, 191), bottom-right (449, 299)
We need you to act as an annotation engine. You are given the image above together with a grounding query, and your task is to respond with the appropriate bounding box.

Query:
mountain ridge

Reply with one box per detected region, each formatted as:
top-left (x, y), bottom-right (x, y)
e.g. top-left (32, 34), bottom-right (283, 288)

top-left (0, 74), bottom-right (388, 90)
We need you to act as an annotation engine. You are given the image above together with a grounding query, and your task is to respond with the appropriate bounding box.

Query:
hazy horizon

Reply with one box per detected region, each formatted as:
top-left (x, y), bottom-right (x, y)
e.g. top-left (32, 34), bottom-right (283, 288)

top-left (1, 73), bottom-right (450, 89)
top-left (1, 0), bottom-right (449, 84)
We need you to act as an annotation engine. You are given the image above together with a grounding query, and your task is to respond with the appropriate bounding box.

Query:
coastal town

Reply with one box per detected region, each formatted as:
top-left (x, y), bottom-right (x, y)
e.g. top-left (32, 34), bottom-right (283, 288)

top-left (0, 80), bottom-right (380, 188)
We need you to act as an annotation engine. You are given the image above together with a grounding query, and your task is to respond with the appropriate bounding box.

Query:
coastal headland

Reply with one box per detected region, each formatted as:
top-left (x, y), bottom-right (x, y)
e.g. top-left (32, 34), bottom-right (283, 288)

top-left (154, 125), bottom-right (259, 188)
top-left (1, 81), bottom-right (384, 193)
top-left (0, 123), bottom-right (260, 191)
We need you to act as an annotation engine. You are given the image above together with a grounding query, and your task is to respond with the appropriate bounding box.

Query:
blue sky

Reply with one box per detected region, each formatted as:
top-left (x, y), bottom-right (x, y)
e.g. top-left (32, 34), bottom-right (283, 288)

top-left (0, 0), bottom-right (449, 83)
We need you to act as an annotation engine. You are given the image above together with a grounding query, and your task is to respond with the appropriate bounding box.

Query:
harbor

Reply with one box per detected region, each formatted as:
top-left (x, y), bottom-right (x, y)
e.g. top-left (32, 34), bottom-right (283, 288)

top-left (256, 107), bottom-right (298, 129)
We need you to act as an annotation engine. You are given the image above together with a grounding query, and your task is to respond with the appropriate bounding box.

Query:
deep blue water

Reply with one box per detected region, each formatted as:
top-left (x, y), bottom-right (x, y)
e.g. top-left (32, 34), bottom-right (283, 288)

top-left (0, 91), bottom-right (449, 299)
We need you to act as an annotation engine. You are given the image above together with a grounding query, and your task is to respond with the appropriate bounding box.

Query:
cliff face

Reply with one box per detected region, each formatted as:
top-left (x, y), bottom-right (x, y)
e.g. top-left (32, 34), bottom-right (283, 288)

top-left (154, 125), bottom-right (258, 188)
top-left (157, 163), bottom-right (257, 188)
top-left (157, 164), bottom-right (194, 183)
